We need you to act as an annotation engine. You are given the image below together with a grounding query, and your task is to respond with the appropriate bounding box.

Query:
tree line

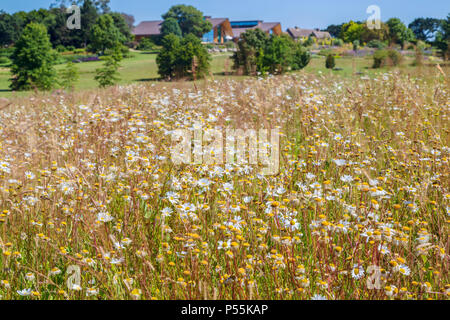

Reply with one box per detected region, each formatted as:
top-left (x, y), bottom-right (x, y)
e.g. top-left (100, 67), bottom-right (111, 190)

top-left (324, 16), bottom-right (450, 59)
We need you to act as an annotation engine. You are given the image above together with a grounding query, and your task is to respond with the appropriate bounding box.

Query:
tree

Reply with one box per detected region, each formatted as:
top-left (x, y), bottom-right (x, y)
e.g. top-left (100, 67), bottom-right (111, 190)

top-left (263, 34), bottom-right (294, 74)
top-left (156, 34), bottom-right (181, 79)
top-left (360, 22), bottom-right (390, 43)
top-left (326, 54), bottom-right (335, 69)
top-left (0, 11), bottom-right (22, 46)
top-left (386, 18), bottom-right (415, 47)
top-left (232, 29), bottom-right (268, 75)
top-left (162, 5), bottom-right (212, 38)
top-left (10, 23), bottom-right (57, 91)
top-left (233, 30), bottom-right (310, 76)
top-left (434, 14), bottom-right (450, 60)
top-left (325, 23), bottom-right (344, 38)
top-left (59, 61), bottom-right (79, 91)
top-left (89, 14), bottom-right (125, 53)
top-left (161, 17), bottom-right (182, 38)
top-left (95, 47), bottom-right (122, 87)
top-left (409, 18), bottom-right (442, 42)
top-left (340, 21), bottom-right (364, 43)
top-left (120, 13), bottom-right (135, 30)
top-left (156, 33), bottom-right (210, 80)
top-left (290, 43), bottom-right (311, 71)
top-left (109, 12), bottom-right (133, 42)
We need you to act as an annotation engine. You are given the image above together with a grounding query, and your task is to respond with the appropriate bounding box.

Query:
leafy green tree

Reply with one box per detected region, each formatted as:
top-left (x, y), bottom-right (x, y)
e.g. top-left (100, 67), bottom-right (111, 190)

top-left (137, 38), bottom-right (156, 51)
top-left (156, 34), bottom-right (180, 79)
top-left (263, 34), bottom-right (294, 74)
top-left (360, 22), bottom-right (390, 43)
top-left (94, 50), bottom-right (121, 87)
top-left (434, 14), bottom-right (449, 60)
top-left (325, 23), bottom-right (344, 38)
top-left (325, 54), bottom-right (335, 69)
top-left (290, 43), bottom-right (311, 71)
top-left (59, 61), bottom-right (79, 91)
top-left (89, 14), bottom-right (125, 53)
top-left (233, 30), bottom-right (310, 75)
top-left (0, 11), bottom-right (22, 46)
top-left (340, 21), bottom-right (364, 43)
top-left (232, 29), bottom-right (268, 75)
top-left (10, 23), bottom-right (57, 91)
top-left (162, 5), bottom-right (212, 38)
top-left (161, 17), bottom-right (182, 38)
top-left (409, 18), bottom-right (442, 42)
top-left (156, 33), bottom-right (210, 80)
top-left (109, 12), bottom-right (133, 42)
top-left (386, 18), bottom-right (415, 47)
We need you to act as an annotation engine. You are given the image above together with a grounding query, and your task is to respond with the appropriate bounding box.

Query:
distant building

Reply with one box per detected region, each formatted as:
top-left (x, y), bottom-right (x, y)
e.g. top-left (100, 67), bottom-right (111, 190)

top-left (287, 27), bottom-right (331, 41)
top-left (133, 20), bottom-right (163, 42)
top-left (202, 17), bottom-right (234, 43)
top-left (133, 16), bottom-right (284, 43)
top-left (133, 17), bottom-right (234, 44)
top-left (230, 20), bottom-right (282, 39)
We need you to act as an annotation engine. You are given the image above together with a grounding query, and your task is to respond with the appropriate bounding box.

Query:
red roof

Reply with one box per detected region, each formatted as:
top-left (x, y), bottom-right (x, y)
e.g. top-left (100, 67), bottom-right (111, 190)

top-left (133, 21), bottom-right (163, 36)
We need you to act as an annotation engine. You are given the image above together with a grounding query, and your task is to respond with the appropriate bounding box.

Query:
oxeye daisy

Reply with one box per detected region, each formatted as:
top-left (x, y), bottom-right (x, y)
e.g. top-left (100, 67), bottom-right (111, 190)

top-left (351, 264), bottom-right (365, 280)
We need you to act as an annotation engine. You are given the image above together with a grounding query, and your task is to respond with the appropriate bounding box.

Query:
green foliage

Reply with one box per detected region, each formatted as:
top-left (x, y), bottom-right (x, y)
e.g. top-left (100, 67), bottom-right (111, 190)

top-left (162, 5), bottom-right (212, 38)
top-left (352, 40), bottom-right (360, 52)
top-left (160, 18), bottom-right (182, 38)
top-left (325, 23), bottom-right (344, 38)
top-left (59, 62), bottom-right (79, 91)
top-left (137, 38), bottom-right (156, 51)
top-left (325, 54), bottom-right (335, 69)
top-left (232, 29), bottom-right (269, 75)
top-left (94, 52), bottom-right (121, 87)
top-left (262, 35), bottom-right (295, 74)
top-left (386, 18), bottom-right (415, 47)
top-left (340, 21), bottom-right (364, 43)
top-left (108, 12), bottom-right (133, 42)
top-left (434, 14), bottom-right (450, 60)
top-left (233, 30), bottom-right (310, 76)
top-left (0, 10), bottom-right (22, 46)
top-left (291, 43), bottom-right (311, 71)
top-left (360, 22), bottom-right (390, 43)
top-left (10, 23), bottom-right (57, 91)
top-left (89, 14), bottom-right (125, 53)
top-left (156, 33), bottom-right (210, 80)
top-left (372, 49), bottom-right (403, 68)
top-left (367, 39), bottom-right (387, 49)
top-left (409, 18), bottom-right (442, 42)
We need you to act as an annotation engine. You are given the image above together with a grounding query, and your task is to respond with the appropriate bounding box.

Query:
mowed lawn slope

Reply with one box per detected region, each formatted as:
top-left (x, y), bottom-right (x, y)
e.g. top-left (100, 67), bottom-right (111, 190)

top-left (0, 51), bottom-right (233, 98)
top-left (0, 50), bottom-right (443, 98)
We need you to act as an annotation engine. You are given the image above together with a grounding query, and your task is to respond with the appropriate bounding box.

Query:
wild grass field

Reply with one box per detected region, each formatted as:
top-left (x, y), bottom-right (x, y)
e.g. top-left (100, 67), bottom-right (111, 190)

top-left (0, 63), bottom-right (448, 300)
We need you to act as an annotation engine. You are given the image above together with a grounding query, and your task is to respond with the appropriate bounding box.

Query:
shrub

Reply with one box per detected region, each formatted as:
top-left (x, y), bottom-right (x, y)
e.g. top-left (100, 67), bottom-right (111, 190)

top-left (10, 23), bottom-right (57, 91)
top-left (373, 49), bottom-right (403, 68)
top-left (94, 46), bottom-right (122, 87)
top-left (56, 45), bottom-right (66, 53)
top-left (263, 35), bottom-right (295, 74)
top-left (367, 40), bottom-right (387, 49)
top-left (137, 38), bottom-right (156, 51)
top-left (326, 54), bottom-right (335, 69)
top-left (59, 62), bottom-right (79, 91)
top-left (290, 43), bottom-right (311, 71)
top-left (233, 30), bottom-right (310, 76)
top-left (156, 33), bottom-right (210, 80)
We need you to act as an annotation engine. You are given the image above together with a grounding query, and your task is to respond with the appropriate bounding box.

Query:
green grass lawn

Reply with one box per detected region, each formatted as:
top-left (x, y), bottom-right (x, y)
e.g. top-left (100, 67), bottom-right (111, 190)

top-left (0, 51), bottom-right (438, 99)
top-left (0, 51), bottom-right (233, 98)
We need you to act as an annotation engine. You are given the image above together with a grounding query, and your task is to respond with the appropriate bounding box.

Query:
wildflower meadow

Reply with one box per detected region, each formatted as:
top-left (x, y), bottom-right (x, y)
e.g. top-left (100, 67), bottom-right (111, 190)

top-left (0, 68), bottom-right (448, 300)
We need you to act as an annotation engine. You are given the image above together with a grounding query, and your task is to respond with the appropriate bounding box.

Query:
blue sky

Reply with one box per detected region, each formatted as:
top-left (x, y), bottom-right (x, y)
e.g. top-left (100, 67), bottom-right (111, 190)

top-left (2, 0), bottom-right (449, 29)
